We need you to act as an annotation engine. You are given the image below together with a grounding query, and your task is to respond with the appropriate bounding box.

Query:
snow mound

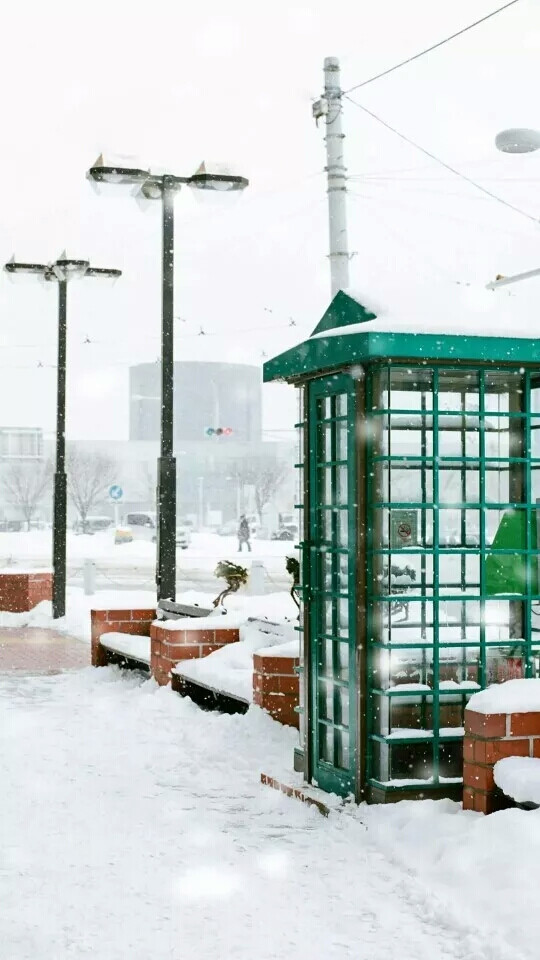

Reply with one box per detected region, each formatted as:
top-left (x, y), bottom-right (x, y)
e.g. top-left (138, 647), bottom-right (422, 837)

top-left (256, 637), bottom-right (299, 658)
top-left (494, 756), bottom-right (540, 806)
top-left (99, 632), bottom-right (151, 664)
top-left (174, 623), bottom-right (297, 702)
top-left (467, 679), bottom-right (540, 715)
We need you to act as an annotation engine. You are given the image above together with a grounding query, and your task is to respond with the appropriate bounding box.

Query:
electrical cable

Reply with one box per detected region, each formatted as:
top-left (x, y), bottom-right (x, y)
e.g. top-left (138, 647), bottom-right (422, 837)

top-left (347, 190), bottom-right (461, 285)
top-left (344, 0), bottom-right (522, 94)
top-left (2, 316), bottom-right (310, 354)
top-left (349, 176), bottom-right (540, 209)
top-left (345, 96), bottom-right (540, 225)
top-left (348, 188), bottom-right (538, 241)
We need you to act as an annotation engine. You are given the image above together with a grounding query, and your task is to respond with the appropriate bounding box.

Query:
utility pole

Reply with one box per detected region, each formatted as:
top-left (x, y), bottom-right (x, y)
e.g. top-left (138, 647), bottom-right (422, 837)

top-left (313, 56), bottom-right (350, 298)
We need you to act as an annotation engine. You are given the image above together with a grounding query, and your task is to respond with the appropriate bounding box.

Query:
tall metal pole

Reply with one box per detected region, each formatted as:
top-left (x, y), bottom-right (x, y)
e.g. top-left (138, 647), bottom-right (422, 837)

top-left (323, 56), bottom-right (350, 298)
top-left (52, 280), bottom-right (67, 619)
top-left (156, 177), bottom-right (177, 601)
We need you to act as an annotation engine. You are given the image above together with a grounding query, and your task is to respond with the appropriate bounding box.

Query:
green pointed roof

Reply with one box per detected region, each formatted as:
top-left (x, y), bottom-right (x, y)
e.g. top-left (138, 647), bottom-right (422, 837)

top-left (310, 289), bottom-right (377, 337)
top-left (263, 290), bottom-right (540, 383)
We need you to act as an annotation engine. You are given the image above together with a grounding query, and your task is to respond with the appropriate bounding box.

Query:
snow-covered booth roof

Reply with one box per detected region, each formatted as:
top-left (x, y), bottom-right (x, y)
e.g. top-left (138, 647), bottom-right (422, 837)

top-left (263, 290), bottom-right (540, 383)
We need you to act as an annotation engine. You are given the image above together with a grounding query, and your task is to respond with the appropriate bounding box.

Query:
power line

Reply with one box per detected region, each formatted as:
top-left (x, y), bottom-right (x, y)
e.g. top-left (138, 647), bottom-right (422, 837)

top-left (2, 317), bottom-right (309, 353)
top-left (344, 0), bottom-right (522, 94)
top-left (345, 95), bottom-right (540, 225)
top-left (348, 188), bottom-right (538, 240)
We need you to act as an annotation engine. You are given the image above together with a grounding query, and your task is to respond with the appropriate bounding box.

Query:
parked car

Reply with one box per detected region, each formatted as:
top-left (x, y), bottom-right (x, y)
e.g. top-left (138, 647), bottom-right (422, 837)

top-left (271, 523), bottom-right (298, 541)
top-left (74, 516), bottom-right (113, 535)
top-left (0, 520), bottom-right (23, 532)
top-left (125, 511), bottom-right (157, 543)
top-left (217, 520), bottom-right (238, 536)
top-left (176, 525), bottom-right (191, 549)
top-left (124, 512), bottom-right (191, 549)
top-left (115, 527), bottom-right (133, 545)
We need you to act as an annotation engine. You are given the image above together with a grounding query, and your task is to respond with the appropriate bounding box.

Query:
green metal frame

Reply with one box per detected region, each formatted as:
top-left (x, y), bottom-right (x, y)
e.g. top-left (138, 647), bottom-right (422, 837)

top-left (306, 373), bottom-right (358, 797)
top-left (365, 363), bottom-right (540, 795)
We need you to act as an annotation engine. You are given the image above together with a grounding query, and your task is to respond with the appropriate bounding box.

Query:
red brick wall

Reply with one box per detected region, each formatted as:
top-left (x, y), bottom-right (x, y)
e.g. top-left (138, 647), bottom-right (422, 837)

top-left (150, 623), bottom-right (240, 686)
top-left (253, 652), bottom-right (300, 728)
top-left (0, 572), bottom-right (53, 613)
top-left (463, 708), bottom-right (540, 814)
top-left (91, 608), bottom-right (156, 667)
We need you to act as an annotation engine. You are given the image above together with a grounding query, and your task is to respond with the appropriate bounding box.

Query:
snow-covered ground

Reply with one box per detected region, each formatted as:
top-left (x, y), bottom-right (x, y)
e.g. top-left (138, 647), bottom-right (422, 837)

top-left (0, 530), bottom-right (293, 573)
top-left (0, 589), bottom-right (157, 643)
top-left (0, 586), bottom-right (299, 645)
top-left (0, 531), bottom-right (293, 597)
top-left (2, 666), bottom-right (538, 960)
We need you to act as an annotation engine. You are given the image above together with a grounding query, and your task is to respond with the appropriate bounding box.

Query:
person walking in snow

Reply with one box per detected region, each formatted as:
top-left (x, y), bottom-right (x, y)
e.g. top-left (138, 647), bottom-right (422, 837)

top-left (238, 514), bottom-right (251, 552)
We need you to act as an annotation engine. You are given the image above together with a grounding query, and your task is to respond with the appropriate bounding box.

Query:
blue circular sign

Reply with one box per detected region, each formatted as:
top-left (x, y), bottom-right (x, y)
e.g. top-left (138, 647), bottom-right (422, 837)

top-left (109, 485), bottom-right (123, 501)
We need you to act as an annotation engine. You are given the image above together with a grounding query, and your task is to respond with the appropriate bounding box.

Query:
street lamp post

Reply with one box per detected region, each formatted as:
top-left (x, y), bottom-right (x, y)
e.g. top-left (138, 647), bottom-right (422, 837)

top-left (86, 157), bottom-right (248, 602)
top-left (4, 256), bottom-right (121, 618)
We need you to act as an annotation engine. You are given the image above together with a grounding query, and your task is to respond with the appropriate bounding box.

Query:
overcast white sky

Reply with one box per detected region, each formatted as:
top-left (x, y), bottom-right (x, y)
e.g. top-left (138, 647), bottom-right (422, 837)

top-left (2, 0), bottom-right (540, 441)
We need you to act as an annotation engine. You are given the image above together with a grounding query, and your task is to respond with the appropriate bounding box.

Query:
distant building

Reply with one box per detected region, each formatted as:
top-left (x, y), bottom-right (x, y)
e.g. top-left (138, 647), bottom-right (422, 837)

top-left (0, 427), bottom-right (46, 527)
top-left (129, 361), bottom-right (262, 443)
top-left (0, 427), bottom-right (44, 460)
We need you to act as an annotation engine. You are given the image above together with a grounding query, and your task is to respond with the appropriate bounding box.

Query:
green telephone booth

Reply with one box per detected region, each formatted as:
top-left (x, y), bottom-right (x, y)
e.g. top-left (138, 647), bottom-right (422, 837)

top-left (264, 291), bottom-right (540, 803)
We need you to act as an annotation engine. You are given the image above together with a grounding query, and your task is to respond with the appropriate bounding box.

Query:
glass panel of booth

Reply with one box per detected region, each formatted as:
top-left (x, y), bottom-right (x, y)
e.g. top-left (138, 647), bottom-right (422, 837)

top-left (307, 375), bottom-right (357, 786)
top-left (366, 364), bottom-right (540, 790)
top-left (294, 386), bottom-right (307, 755)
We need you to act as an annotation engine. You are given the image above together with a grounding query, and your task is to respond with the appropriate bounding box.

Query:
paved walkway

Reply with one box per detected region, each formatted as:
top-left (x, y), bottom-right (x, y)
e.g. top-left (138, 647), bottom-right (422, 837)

top-left (0, 669), bottom-right (481, 960)
top-left (0, 627), bottom-right (88, 674)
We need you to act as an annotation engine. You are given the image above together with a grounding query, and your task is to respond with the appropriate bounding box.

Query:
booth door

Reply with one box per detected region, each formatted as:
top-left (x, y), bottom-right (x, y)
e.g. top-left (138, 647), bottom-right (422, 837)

top-left (308, 374), bottom-right (357, 797)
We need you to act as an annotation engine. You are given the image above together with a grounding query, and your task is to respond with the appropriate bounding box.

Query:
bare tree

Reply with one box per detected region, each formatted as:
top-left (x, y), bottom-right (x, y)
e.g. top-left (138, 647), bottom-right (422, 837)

top-left (136, 462), bottom-right (157, 508)
top-left (1, 460), bottom-right (53, 529)
top-left (67, 448), bottom-right (116, 532)
top-left (230, 456), bottom-right (290, 523)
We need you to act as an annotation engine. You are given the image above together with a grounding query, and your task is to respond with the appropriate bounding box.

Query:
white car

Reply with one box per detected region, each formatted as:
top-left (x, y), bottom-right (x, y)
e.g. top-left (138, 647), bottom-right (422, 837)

top-left (125, 511), bottom-right (157, 542)
top-left (176, 525), bottom-right (191, 550)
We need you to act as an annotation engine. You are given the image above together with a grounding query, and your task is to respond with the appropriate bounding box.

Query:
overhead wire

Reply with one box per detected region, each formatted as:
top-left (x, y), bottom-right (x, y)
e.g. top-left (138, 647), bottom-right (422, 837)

top-left (0, 314), bottom-right (310, 369)
top-left (344, 0), bottom-right (522, 94)
top-left (347, 188), bottom-right (539, 240)
top-left (344, 96), bottom-right (540, 225)
top-left (347, 191), bottom-right (463, 285)
top-left (348, 176), bottom-right (540, 210)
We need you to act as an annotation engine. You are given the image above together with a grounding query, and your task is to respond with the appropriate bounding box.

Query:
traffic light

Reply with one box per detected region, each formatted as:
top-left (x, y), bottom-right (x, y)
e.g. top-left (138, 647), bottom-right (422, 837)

top-left (204, 426), bottom-right (233, 437)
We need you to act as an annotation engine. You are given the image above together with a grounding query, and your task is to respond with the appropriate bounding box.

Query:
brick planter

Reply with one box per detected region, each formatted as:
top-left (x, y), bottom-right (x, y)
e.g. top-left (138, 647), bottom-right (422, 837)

top-left (253, 650), bottom-right (300, 728)
top-left (91, 608), bottom-right (156, 667)
top-left (150, 622), bottom-right (240, 686)
top-left (0, 571), bottom-right (52, 613)
top-left (463, 705), bottom-right (540, 814)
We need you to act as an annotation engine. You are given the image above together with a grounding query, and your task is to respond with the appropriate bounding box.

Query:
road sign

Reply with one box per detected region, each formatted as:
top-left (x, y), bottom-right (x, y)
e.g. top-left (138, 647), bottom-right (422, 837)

top-left (109, 485), bottom-right (123, 501)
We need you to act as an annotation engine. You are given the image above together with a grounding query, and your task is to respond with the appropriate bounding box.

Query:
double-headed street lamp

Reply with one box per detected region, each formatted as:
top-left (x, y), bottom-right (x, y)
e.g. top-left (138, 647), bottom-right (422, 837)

top-left (86, 157), bottom-right (248, 602)
top-left (4, 255), bottom-right (121, 618)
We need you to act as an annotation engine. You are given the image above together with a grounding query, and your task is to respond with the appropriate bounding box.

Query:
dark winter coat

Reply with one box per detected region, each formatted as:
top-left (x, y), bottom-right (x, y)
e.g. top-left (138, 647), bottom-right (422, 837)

top-left (238, 518), bottom-right (250, 541)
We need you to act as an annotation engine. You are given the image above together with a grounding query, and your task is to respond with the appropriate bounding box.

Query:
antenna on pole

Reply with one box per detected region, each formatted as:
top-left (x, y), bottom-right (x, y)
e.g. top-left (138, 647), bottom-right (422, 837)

top-left (313, 56), bottom-right (350, 299)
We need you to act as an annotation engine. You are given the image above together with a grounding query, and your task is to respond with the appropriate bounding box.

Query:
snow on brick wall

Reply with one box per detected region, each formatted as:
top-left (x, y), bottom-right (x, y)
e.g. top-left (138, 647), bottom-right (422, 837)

top-left (464, 680), bottom-right (540, 814)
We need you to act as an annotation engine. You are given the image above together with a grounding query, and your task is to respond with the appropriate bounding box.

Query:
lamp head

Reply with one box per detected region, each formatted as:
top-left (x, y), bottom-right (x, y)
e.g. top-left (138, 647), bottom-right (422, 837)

top-left (52, 257), bottom-right (90, 281)
top-left (494, 128), bottom-right (540, 154)
top-left (189, 161), bottom-right (248, 193)
top-left (140, 179), bottom-right (164, 200)
top-left (87, 153), bottom-right (151, 189)
top-left (4, 258), bottom-right (49, 280)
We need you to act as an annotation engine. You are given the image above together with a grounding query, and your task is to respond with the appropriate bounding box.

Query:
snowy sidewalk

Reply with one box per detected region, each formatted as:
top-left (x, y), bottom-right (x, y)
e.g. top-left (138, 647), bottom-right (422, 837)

top-left (0, 627), bottom-right (88, 674)
top-left (1, 668), bottom-right (536, 960)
